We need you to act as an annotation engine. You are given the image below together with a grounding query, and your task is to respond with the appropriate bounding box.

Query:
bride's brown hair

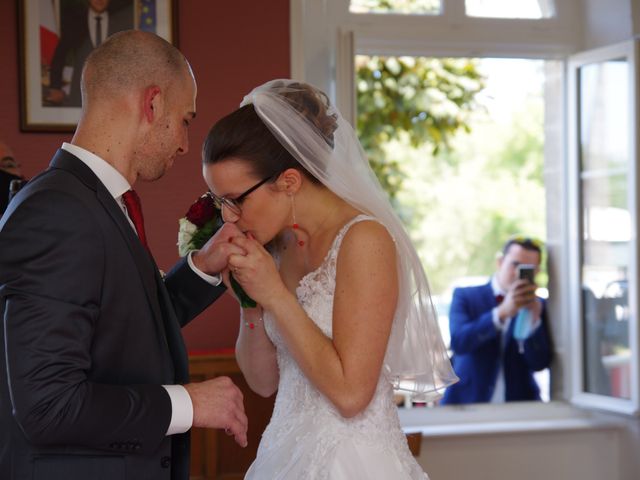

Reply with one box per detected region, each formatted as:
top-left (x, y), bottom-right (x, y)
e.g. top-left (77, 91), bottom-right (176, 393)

top-left (202, 82), bottom-right (337, 183)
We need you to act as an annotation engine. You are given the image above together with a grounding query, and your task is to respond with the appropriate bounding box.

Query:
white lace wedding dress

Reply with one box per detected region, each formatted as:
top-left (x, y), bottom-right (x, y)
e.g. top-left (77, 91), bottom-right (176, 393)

top-left (245, 215), bottom-right (428, 480)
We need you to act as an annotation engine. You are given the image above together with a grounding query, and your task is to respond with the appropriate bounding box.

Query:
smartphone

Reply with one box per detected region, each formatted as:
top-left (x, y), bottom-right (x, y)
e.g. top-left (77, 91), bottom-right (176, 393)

top-left (517, 264), bottom-right (535, 283)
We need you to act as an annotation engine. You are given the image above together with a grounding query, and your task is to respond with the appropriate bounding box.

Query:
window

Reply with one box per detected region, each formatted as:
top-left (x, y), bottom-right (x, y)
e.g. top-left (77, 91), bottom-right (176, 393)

top-left (350, 0), bottom-right (441, 15)
top-left (580, 59), bottom-right (630, 399)
top-left (569, 41), bottom-right (639, 414)
top-left (465, 0), bottom-right (555, 19)
top-left (356, 53), bottom-right (551, 404)
top-left (292, 0), bottom-right (640, 417)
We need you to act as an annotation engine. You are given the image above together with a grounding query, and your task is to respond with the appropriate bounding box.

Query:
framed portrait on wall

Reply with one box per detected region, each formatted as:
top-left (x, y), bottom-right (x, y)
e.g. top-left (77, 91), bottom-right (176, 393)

top-left (18, 0), bottom-right (177, 132)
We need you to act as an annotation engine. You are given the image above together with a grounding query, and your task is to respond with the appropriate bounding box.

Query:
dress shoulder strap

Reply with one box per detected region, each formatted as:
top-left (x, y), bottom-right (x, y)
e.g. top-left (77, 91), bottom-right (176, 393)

top-left (327, 214), bottom-right (380, 262)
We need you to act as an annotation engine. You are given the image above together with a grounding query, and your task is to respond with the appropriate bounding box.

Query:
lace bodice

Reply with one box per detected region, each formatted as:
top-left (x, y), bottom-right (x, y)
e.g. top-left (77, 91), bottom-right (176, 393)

top-left (253, 215), bottom-right (425, 480)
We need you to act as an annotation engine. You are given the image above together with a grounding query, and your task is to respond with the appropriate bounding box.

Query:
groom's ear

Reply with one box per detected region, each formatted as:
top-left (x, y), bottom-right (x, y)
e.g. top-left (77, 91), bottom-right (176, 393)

top-left (277, 168), bottom-right (302, 194)
top-left (142, 85), bottom-right (162, 123)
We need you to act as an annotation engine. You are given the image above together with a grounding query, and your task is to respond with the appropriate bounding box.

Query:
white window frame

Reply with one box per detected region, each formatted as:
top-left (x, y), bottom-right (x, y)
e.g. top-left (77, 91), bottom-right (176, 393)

top-left (290, 0), bottom-right (582, 121)
top-left (567, 40), bottom-right (640, 415)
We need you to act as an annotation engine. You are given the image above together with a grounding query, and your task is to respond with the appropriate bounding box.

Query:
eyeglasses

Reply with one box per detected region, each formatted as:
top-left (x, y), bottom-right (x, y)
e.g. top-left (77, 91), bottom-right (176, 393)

top-left (207, 173), bottom-right (277, 216)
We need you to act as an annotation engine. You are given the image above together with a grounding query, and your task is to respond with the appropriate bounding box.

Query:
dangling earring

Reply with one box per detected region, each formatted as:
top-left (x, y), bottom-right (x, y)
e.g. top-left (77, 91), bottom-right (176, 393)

top-left (290, 195), bottom-right (304, 247)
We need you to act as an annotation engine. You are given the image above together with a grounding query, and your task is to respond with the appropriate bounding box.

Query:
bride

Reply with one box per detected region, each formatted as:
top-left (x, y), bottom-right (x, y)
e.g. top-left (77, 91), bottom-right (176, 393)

top-left (201, 80), bottom-right (457, 479)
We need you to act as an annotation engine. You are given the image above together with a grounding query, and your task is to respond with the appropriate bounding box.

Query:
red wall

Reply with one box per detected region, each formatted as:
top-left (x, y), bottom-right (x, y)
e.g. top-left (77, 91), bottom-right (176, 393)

top-left (0, 0), bottom-right (290, 350)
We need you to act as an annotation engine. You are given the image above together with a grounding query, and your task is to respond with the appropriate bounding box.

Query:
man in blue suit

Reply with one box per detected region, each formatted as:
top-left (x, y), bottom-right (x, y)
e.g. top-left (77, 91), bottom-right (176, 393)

top-left (441, 237), bottom-right (552, 404)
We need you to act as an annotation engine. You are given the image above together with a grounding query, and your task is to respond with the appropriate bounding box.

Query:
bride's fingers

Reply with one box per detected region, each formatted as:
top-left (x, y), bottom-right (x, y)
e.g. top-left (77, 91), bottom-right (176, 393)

top-left (230, 234), bottom-right (264, 255)
top-left (228, 252), bottom-right (251, 272)
top-left (228, 244), bottom-right (268, 272)
top-left (221, 268), bottom-right (232, 287)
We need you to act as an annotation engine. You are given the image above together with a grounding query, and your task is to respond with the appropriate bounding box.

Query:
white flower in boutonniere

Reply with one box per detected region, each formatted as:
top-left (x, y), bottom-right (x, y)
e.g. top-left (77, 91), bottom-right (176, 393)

top-left (177, 218), bottom-right (198, 257)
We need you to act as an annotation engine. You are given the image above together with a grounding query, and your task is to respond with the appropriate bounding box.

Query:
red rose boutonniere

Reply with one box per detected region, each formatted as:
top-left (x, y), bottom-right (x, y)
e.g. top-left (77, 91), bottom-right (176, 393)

top-left (185, 194), bottom-right (217, 228)
top-left (178, 194), bottom-right (256, 308)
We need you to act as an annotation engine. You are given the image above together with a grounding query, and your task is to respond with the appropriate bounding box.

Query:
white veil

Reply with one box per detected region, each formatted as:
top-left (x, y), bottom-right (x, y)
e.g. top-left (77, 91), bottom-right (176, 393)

top-left (241, 79), bottom-right (458, 400)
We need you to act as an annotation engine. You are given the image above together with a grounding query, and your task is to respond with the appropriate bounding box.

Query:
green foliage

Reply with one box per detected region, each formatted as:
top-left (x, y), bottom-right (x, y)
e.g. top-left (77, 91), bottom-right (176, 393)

top-left (230, 274), bottom-right (257, 309)
top-left (356, 56), bottom-right (485, 200)
top-left (392, 82), bottom-right (547, 292)
top-left (356, 56), bottom-right (546, 293)
top-left (350, 0), bottom-right (441, 14)
top-left (489, 98), bottom-right (544, 183)
top-left (190, 220), bottom-right (220, 251)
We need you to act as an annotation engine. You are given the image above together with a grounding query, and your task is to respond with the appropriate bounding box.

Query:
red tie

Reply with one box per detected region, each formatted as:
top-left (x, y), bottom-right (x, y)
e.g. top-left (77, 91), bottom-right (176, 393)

top-left (122, 190), bottom-right (149, 251)
top-left (495, 294), bottom-right (504, 305)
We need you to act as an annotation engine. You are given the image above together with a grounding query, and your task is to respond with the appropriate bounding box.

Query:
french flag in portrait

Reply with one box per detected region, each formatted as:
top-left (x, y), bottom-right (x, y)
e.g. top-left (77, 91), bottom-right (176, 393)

top-left (39, 0), bottom-right (59, 67)
top-left (139, 0), bottom-right (157, 33)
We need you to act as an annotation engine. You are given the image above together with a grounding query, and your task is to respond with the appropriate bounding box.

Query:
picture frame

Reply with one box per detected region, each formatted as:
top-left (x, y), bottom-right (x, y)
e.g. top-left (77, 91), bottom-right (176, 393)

top-left (18, 0), bottom-right (178, 132)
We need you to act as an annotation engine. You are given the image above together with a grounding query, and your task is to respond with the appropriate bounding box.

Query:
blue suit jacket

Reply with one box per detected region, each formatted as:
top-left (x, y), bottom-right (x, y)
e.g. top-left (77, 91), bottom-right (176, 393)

top-left (441, 281), bottom-right (552, 404)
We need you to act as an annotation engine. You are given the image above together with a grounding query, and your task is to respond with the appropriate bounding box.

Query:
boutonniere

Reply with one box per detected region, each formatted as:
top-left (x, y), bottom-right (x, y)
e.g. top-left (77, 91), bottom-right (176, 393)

top-left (177, 194), bottom-right (256, 308)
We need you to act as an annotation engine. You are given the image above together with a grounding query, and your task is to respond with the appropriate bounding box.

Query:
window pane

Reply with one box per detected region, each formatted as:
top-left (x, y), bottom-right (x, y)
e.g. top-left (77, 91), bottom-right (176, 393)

top-left (579, 59), bottom-right (631, 399)
top-left (465, 0), bottom-right (555, 19)
top-left (350, 0), bottom-right (441, 15)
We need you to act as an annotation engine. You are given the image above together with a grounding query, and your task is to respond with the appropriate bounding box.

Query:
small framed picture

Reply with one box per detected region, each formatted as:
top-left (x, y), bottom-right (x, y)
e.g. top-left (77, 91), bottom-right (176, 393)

top-left (18, 0), bottom-right (178, 132)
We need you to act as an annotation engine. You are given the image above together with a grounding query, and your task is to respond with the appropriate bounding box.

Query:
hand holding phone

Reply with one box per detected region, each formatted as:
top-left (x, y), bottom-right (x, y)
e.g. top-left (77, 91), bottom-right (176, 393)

top-left (517, 264), bottom-right (535, 284)
top-left (514, 264), bottom-right (537, 346)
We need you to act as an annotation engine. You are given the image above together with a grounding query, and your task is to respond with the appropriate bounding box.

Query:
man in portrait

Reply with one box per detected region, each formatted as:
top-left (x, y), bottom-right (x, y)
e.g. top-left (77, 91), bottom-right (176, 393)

top-left (45, 0), bottom-right (134, 107)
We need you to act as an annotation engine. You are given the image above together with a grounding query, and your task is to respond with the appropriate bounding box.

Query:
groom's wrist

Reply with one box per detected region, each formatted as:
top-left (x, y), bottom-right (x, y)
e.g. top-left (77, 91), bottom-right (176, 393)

top-left (187, 251), bottom-right (222, 286)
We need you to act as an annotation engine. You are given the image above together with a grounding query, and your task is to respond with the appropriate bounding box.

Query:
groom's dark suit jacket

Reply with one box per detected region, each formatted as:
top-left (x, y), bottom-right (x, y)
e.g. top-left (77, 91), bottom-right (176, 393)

top-left (0, 150), bottom-right (226, 480)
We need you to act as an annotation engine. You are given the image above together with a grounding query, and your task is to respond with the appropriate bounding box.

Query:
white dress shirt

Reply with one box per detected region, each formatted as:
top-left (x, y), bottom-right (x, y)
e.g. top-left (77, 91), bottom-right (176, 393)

top-left (489, 275), bottom-right (541, 403)
top-left (88, 9), bottom-right (109, 47)
top-left (490, 276), bottom-right (508, 403)
top-left (61, 143), bottom-right (219, 435)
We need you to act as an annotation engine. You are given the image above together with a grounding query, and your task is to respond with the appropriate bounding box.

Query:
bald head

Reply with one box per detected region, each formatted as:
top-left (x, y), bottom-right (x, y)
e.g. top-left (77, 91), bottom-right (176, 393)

top-left (81, 30), bottom-right (190, 106)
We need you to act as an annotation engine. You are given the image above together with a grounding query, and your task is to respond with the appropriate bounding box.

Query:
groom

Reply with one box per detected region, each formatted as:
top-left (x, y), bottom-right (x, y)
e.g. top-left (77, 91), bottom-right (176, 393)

top-left (0, 31), bottom-right (247, 480)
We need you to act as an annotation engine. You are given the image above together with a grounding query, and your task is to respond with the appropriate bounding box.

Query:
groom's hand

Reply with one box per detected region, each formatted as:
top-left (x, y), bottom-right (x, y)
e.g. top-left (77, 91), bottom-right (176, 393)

top-left (184, 376), bottom-right (248, 447)
top-left (192, 223), bottom-right (247, 276)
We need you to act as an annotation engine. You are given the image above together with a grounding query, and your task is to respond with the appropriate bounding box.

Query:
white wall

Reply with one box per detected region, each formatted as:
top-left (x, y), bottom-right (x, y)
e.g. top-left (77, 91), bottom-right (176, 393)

top-left (581, 0), bottom-right (634, 49)
top-left (419, 427), bottom-right (620, 480)
top-left (401, 402), bottom-right (631, 480)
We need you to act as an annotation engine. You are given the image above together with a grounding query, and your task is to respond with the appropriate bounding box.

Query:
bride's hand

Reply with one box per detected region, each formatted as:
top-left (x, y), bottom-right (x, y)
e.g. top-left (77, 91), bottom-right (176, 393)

top-left (227, 233), bottom-right (287, 308)
top-left (220, 268), bottom-right (244, 303)
top-left (221, 268), bottom-right (233, 293)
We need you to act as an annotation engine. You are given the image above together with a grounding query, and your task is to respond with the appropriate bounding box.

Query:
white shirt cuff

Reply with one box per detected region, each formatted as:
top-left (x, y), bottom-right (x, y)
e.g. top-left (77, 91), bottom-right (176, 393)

top-left (162, 384), bottom-right (193, 435)
top-left (187, 250), bottom-right (222, 286)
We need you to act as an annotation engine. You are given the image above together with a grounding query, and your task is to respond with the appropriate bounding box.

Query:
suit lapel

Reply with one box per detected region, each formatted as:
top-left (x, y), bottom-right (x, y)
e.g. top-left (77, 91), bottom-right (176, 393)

top-left (480, 282), bottom-right (496, 311)
top-left (49, 150), bottom-right (181, 380)
top-left (50, 150), bottom-right (158, 296)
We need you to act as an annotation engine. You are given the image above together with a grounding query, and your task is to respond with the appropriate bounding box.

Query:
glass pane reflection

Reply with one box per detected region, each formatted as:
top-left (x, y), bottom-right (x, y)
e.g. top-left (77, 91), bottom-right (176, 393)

top-left (579, 59), bottom-right (631, 399)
